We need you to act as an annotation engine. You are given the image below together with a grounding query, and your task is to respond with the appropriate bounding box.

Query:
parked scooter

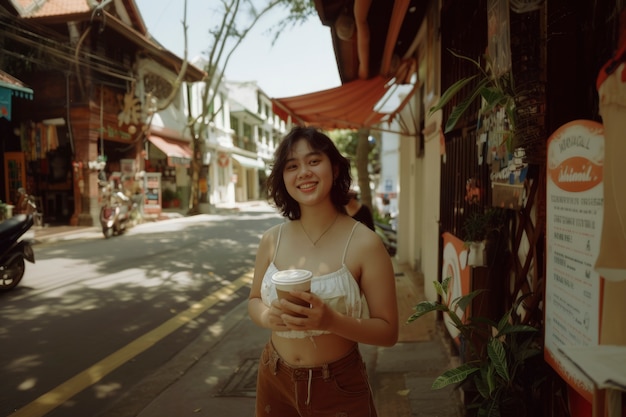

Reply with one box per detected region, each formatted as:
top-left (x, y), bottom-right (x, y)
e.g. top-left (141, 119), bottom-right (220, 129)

top-left (17, 188), bottom-right (43, 227)
top-left (99, 185), bottom-right (138, 239)
top-left (0, 214), bottom-right (35, 291)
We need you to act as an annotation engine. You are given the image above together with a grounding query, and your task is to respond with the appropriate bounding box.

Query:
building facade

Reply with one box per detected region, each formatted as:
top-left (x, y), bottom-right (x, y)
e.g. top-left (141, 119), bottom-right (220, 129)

top-left (0, 0), bottom-right (204, 225)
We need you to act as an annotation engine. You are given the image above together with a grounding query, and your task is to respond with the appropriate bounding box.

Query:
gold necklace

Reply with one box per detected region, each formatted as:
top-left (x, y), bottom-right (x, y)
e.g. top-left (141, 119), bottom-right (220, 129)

top-left (300, 214), bottom-right (339, 246)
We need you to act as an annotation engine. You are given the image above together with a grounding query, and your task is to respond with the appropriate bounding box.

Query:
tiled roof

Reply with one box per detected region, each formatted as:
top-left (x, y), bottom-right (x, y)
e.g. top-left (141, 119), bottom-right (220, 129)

top-left (12, 0), bottom-right (92, 18)
top-left (0, 69), bottom-right (34, 98)
top-left (0, 69), bottom-right (29, 87)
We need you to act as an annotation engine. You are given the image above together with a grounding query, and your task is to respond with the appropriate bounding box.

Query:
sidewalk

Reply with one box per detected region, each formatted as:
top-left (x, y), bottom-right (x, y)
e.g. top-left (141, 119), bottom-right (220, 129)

top-left (30, 204), bottom-right (464, 417)
top-left (95, 261), bottom-right (464, 417)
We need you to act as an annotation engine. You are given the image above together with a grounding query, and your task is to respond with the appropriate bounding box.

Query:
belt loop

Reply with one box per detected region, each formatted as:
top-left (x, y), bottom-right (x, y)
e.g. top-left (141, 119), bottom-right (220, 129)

top-left (322, 363), bottom-right (330, 380)
top-left (270, 347), bottom-right (279, 375)
top-left (306, 369), bottom-right (313, 405)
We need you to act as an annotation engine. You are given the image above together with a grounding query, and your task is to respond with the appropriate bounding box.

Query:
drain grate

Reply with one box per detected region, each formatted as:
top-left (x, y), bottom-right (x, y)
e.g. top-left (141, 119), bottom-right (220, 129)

top-left (218, 358), bottom-right (258, 397)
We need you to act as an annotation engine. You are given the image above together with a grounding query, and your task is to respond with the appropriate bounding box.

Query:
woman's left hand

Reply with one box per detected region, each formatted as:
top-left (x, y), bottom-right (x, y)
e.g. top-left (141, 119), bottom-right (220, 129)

top-left (279, 290), bottom-right (334, 331)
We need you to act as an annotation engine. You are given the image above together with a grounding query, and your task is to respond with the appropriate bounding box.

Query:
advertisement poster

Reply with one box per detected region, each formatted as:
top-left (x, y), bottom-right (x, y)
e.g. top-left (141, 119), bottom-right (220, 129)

top-left (143, 172), bottom-right (162, 215)
top-left (441, 232), bottom-right (471, 344)
top-left (544, 120), bottom-right (604, 401)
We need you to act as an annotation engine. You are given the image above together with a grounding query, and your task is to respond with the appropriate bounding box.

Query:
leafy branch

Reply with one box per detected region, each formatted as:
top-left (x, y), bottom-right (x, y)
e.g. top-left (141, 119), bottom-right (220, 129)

top-left (429, 50), bottom-right (517, 143)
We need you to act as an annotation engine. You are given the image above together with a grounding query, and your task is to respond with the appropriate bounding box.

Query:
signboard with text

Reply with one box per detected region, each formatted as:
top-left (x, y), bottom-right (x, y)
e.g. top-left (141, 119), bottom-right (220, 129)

top-left (143, 172), bottom-right (162, 215)
top-left (545, 120), bottom-right (605, 401)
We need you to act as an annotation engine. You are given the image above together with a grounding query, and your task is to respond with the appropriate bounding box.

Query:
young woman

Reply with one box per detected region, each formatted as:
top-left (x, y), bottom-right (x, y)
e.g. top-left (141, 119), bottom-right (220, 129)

top-left (248, 126), bottom-right (398, 416)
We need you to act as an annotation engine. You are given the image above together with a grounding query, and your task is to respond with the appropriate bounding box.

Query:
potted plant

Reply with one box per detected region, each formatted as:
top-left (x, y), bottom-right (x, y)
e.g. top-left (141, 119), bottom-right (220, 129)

top-left (408, 278), bottom-right (545, 417)
top-left (430, 50), bottom-right (517, 150)
top-left (161, 188), bottom-right (180, 208)
top-left (462, 208), bottom-right (506, 267)
top-left (431, 50), bottom-right (526, 209)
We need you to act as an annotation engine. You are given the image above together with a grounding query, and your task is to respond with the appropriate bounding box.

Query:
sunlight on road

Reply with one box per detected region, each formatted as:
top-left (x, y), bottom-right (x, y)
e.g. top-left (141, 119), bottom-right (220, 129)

top-left (8, 271), bottom-right (254, 417)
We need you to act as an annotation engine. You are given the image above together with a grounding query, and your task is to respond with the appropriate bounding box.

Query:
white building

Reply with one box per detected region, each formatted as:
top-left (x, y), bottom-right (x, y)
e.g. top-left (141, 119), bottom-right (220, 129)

top-left (139, 54), bottom-right (285, 212)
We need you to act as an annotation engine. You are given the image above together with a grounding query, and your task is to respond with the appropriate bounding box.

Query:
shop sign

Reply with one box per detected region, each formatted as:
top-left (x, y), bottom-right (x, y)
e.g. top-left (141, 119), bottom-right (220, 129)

top-left (101, 124), bottom-right (141, 142)
top-left (168, 156), bottom-right (191, 167)
top-left (544, 120), bottom-right (604, 401)
top-left (143, 172), bottom-right (162, 214)
top-left (218, 152), bottom-right (229, 167)
top-left (0, 87), bottom-right (12, 120)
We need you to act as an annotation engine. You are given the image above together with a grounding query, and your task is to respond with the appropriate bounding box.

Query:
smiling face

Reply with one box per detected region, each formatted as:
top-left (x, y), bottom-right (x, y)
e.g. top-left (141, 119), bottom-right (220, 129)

top-left (267, 126), bottom-right (352, 220)
top-left (283, 138), bottom-right (335, 208)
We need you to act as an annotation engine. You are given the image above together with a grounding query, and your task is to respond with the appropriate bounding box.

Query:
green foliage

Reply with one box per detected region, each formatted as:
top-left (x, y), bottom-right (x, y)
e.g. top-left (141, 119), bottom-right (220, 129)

top-left (372, 209), bottom-right (389, 225)
top-left (330, 129), bottom-right (359, 156)
top-left (429, 50), bottom-right (517, 147)
top-left (407, 279), bottom-right (543, 417)
top-left (329, 129), bottom-right (379, 164)
top-left (462, 208), bottom-right (506, 242)
top-left (184, 0), bottom-right (316, 213)
top-left (329, 128), bottom-right (380, 211)
top-left (161, 188), bottom-right (179, 202)
top-left (266, 0), bottom-right (318, 45)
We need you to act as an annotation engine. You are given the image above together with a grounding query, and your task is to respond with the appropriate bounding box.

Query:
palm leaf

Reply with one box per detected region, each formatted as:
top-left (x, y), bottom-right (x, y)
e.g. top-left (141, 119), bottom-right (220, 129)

top-left (432, 363), bottom-right (480, 389)
top-left (498, 324), bottom-right (538, 336)
top-left (475, 373), bottom-right (489, 398)
top-left (434, 277), bottom-right (449, 298)
top-left (480, 395), bottom-right (502, 417)
top-left (488, 338), bottom-right (510, 382)
top-left (429, 75), bottom-right (479, 114)
top-left (443, 77), bottom-right (489, 133)
top-left (407, 301), bottom-right (447, 323)
top-left (479, 86), bottom-right (509, 114)
top-left (455, 289), bottom-right (486, 312)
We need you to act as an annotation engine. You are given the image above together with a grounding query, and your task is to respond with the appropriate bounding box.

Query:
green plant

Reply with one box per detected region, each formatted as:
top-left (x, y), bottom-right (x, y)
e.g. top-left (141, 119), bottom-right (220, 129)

top-left (0, 200), bottom-right (6, 220)
top-left (161, 188), bottom-right (178, 202)
top-left (462, 208), bottom-right (506, 243)
top-left (430, 50), bottom-right (517, 152)
top-left (408, 279), bottom-right (544, 417)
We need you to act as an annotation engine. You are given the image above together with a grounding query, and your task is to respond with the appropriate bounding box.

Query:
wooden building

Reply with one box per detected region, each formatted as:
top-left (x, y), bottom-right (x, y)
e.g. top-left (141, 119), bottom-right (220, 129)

top-left (0, 0), bottom-right (204, 225)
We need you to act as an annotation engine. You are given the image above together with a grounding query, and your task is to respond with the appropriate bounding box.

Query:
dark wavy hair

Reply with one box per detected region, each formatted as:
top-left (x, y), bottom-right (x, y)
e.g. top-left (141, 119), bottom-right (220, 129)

top-left (267, 126), bottom-right (351, 220)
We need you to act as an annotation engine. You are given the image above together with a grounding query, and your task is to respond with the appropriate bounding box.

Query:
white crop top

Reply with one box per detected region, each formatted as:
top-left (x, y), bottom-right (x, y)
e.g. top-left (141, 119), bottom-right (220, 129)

top-left (261, 222), bottom-right (370, 339)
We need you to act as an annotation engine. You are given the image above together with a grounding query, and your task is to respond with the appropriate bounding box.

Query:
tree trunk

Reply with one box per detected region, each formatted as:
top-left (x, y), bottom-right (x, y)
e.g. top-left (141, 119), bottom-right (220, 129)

top-left (356, 128), bottom-right (372, 209)
top-left (187, 132), bottom-right (201, 215)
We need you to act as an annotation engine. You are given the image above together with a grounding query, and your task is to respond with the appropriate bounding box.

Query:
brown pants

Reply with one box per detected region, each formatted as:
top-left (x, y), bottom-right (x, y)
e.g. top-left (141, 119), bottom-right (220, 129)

top-left (255, 341), bottom-right (377, 417)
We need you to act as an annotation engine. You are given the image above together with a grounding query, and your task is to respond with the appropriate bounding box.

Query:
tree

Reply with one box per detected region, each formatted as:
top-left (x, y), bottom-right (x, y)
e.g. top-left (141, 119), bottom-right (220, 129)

top-left (330, 128), bottom-right (379, 211)
top-left (355, 128), bottom-right (372, 210)
top-left (173, 0), bottom-right (317, 214)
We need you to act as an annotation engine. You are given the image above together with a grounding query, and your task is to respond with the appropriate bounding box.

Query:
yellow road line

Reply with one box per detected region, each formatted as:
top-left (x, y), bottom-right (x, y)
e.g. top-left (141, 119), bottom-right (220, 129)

top-left (9, 273), bottom-right (253, 417)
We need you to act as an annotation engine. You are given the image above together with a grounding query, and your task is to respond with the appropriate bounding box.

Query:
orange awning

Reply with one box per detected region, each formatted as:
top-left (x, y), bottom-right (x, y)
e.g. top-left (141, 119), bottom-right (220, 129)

top-left (148, 135), bottom-right (192, 166)
top-left (272, 76), bottom-right (394, 131)
top-left (272, 75), bottom-right (420, 135)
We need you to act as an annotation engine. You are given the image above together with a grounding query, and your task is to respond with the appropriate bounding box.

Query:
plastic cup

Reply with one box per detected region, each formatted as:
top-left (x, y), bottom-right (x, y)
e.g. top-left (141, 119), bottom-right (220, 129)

top-left (271, 269), bottom-right (313, 312)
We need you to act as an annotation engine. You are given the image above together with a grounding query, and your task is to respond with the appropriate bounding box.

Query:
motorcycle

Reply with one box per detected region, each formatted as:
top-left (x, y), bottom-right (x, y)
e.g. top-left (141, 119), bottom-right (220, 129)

top-left (99, 188), bottom-right (138, 239)
top-left (0, 214), bottom-right (35, 291)
top-left (16, 188), bottom-right (43, 227)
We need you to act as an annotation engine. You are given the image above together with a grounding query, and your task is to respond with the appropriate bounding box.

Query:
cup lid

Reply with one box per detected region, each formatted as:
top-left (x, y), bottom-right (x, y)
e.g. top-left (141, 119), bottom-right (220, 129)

top-left (271, 269), bottom-right (313, 284)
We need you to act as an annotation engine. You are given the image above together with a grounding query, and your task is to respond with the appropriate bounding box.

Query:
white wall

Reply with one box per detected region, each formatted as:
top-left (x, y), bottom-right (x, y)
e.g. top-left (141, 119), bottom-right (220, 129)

top-left (376, 132), bottom-right (400, 218)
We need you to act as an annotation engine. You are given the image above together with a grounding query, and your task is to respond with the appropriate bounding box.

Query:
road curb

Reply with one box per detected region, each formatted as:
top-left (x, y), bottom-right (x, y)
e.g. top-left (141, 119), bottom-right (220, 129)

top-left (96, 300), bottom-right (250, 417)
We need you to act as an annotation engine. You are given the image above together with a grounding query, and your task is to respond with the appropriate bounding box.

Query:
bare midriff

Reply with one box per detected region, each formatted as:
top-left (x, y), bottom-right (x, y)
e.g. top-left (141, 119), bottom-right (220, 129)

top-left (271, 332), bottom-right (356, 366)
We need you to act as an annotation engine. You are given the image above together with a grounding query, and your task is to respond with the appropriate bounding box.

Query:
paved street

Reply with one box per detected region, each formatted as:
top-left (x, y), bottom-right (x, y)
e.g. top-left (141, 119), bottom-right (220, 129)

top-left (1, 208), bottom-right (283, 417)
top-left (1, 203), bottom-right (463, 417)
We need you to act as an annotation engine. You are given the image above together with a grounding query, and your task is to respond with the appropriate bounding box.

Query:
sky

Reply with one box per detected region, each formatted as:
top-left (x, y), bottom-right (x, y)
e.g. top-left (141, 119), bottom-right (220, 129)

top-left (134, 0), bottom-right (342, 98)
